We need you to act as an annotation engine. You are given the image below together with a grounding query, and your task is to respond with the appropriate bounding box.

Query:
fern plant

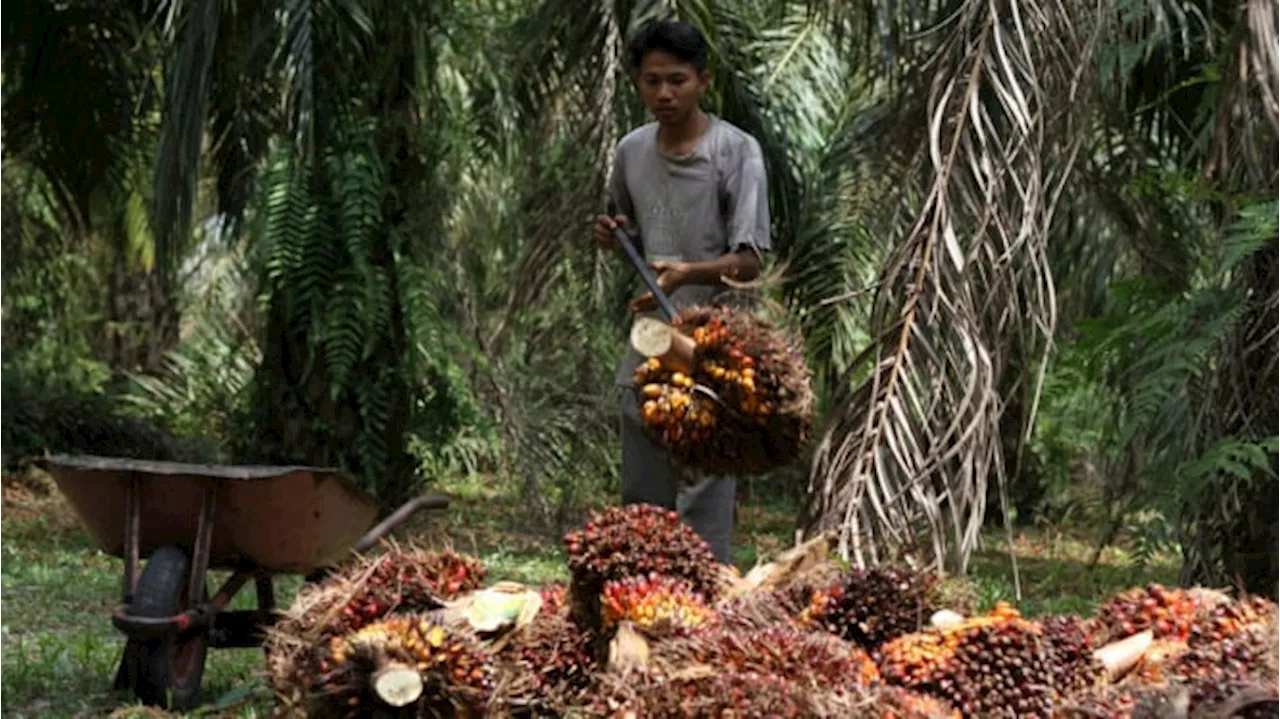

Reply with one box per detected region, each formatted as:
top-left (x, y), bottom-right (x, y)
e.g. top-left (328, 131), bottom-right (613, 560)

top-left (1065, 194), bottom-right (1279, 590)
top-left (243, 118), bottom-right (462, 508)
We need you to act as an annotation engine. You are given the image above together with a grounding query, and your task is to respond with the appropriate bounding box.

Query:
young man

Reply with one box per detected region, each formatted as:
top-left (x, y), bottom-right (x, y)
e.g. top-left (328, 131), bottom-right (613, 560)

top-left (592, 18), bottom-right (771, 563)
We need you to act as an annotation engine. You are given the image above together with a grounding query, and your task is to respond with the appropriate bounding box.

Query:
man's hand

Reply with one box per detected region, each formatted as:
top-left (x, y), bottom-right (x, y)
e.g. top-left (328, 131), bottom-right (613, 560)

top-left (593, 214), bottom-right (631, 252)
top-left (628, 260), bottom-right (691, 313)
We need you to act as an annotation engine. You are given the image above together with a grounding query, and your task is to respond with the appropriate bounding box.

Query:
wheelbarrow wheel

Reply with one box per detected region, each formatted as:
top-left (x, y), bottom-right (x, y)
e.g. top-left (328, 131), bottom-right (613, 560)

top-left (127, 545), bottom-right (209, 711)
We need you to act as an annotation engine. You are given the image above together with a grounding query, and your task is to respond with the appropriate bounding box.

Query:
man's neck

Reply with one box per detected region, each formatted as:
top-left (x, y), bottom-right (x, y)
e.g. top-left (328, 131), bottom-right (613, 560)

top-left (656, 110), bottom-right (710, 154)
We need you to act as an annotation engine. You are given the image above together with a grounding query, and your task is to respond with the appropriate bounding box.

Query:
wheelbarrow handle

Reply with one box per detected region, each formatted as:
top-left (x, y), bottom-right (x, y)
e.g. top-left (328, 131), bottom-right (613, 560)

top-left (351, 493), bottom-right (449, 555)
top-left (607, 205), bottom-right (679, 324)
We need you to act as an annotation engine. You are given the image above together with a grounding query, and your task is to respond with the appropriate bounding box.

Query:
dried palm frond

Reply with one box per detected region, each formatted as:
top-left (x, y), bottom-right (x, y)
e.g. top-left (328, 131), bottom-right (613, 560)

top-left (801, 0), bottom-right (1104, 576)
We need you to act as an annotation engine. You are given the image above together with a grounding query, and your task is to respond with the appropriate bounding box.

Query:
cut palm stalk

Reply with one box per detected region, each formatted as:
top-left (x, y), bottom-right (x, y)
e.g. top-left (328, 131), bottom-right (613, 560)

top-left (371, 662), bottom-right (424, 707)
top-left (1093, 629), bottom-right (1154, 682)
top-left (631, 316), bottom-right (695, 374)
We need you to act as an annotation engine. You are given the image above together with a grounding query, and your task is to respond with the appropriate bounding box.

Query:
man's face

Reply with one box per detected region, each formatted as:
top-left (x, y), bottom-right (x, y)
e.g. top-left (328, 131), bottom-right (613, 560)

top-left (635, 50), bottom-right (709, 126)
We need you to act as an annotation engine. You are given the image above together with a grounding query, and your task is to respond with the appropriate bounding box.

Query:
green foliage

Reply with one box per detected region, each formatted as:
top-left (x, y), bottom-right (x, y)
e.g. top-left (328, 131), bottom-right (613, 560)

top-left (247, 124), bottom-right (437, 504)
top-left (1035, 190), bottom-right (1278, 589)
top-left (119, 316), bottom-right (258, 460)
top-left (0, 369), bottom-right (214, 469)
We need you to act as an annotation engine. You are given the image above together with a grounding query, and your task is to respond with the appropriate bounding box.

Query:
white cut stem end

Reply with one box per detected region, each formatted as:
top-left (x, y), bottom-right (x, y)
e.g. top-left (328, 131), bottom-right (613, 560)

top-left (1094, 629), bottom-right (1154, 682)
top-left (372, 663), bottom-right (424, 707)
top-left (631, 317), bottom-right (695, 374)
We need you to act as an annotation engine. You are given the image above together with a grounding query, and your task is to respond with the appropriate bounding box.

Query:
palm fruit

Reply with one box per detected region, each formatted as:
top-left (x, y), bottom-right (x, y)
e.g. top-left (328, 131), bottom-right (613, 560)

top-left (1093, 583), bottom-right (1201, 643)
top-left (798, 566), bottom-right (943, 650)
top-left (631, 304), bottom-right (814, 478)
top-left (656, 626), bottom-right (881, 695)
top-left (494, 610), bottom-right (597, 716)
top-left (538, 582), bottom-right (568, 617)
top-left (1039, 614), bottom-right (1103, 697)
top-left (877, 603), bottom-right (1057, 717)
top-left (600, 573), bottom-right (717, 636)
top-left (563, 504), bottom-right (721, 631)
top-left (330, 547), bottom-right (486, 636)
top-left (645, 671), bottom-right (827, 718)
top-left (314, 614), bottom-right (493, 717)
top-left (1155, 598), bottom-right (1279, 714)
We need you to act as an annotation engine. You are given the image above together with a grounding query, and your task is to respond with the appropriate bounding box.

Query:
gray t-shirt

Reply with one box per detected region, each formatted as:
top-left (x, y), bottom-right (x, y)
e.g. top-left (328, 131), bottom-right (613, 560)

top-left (609, 115), bottom-right (773, 386)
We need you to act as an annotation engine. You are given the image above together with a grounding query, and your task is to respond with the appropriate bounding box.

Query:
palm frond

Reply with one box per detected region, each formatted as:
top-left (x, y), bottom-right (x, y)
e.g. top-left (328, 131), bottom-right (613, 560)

top-left (2, 0), bottom-right (160, 236)
top-left (152, 0), bottom-right (223, 283)
top-left (803, 0), bottom-right (1102, 574)
top-left (1204, 0), bottom-right (1279, 191)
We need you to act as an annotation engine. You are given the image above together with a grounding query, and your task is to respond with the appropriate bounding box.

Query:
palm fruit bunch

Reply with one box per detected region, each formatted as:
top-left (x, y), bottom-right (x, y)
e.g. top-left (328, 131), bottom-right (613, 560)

top-left (877, 603), bottom-right (1059, 717)
top-left (633, 670), bottom-right (826, 718)
top-left (1092, 583), bottom-right (1201, 643)
top-left (494, 611), bottom-right (598, 715)
top-left (656, 626), bottom-right (882, 695)
top-left (1053, 684), bottom-right (1192, 719)
top-left (631, 304), bottom-right (814, 477)
top-left (313, 614), bottom-right (494, 717)
top-left (859, 687), bottom-right (961, 718)
top-left (798, 566), bottom-right (942, 650)
top-left (1038, 614), bottom-right (1103, 697)
top-left (715, 587), bottom-right (806, 632)
top-left (600, 573), bottom-right (717, 636)
top-left (329, 548), bottom-right (486, 636)
top-left (1147, 596), bottom-right (1279, 714)
top-left (563, 504), bottom-right (721, 632)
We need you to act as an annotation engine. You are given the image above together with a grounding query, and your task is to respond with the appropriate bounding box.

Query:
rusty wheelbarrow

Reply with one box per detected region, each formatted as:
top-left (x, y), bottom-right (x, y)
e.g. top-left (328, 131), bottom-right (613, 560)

top-left (35, 453), bottom-right (448, 711)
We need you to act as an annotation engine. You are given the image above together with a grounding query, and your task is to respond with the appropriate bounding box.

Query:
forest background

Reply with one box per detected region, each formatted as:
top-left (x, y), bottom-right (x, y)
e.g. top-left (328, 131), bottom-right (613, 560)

top-left (2, 0), bottom-right (1277, 683)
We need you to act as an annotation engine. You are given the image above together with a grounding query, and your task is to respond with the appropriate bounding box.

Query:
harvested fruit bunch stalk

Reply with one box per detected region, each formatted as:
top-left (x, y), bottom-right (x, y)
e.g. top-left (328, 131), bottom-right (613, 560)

top-left (563, 504), bottom-right (721, 633)
top-left (311, 614), bottom-right (494, 718)
top-left (877, 603), bottom-right (1060, 718)
top-left (600, 572), bottom-right (717, 636)
top-left (798, 566), bottom-right (942, 650)
top-left (631, 304), bottom-right (814, 477)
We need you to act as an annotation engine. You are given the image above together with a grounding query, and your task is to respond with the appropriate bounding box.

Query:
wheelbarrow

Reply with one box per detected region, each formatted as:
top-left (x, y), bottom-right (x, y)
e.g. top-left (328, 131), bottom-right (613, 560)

top-left (35, 453), bottom-right (449, 711)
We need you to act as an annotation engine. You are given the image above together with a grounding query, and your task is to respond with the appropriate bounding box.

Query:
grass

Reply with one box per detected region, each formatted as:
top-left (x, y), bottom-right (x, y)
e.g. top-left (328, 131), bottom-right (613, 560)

top-left (1, 468), bottom-right (1179, 718)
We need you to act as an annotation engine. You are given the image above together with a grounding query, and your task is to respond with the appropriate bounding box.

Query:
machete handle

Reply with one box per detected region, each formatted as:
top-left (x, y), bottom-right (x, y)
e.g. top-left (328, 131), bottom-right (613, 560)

top-left (605, 202), bottom-right (680, 323)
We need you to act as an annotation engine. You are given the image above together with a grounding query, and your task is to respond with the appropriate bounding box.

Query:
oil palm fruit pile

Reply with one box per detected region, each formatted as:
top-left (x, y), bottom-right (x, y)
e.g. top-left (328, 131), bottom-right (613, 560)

top-left (630, 304), bottom-right (814, 477)
top-left (1077, 593), bottom-right (1279, 718)
top-left (1092, 583), bottom-right (1202, 642)
top-left (267, 507), bottom-right (1278, 718)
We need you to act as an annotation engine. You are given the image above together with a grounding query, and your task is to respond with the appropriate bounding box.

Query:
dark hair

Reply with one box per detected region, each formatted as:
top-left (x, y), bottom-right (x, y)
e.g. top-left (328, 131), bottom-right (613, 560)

top-left (627, 19), bottom-right (710, 74)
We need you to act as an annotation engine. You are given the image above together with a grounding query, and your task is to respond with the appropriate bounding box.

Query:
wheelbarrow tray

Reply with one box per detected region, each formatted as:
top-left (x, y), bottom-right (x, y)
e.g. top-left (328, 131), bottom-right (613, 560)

top-left (39, 454), bottom-right (379, 574)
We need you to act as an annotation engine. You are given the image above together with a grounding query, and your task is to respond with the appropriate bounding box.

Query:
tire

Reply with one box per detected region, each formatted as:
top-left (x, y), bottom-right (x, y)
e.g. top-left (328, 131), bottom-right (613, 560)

top-left (128, 545), bottom-right (209, 711)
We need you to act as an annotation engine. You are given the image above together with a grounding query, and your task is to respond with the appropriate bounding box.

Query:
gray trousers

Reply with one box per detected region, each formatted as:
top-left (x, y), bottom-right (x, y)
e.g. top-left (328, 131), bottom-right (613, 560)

top-left (619, 389), bottom-right (736, 563)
